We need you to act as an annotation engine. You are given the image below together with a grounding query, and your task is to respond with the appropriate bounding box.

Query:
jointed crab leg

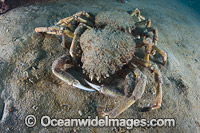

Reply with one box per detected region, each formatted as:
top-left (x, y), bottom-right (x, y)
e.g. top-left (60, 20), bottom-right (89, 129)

top-left (35, 27), bottom-right (74, 38)
top-left (135, 19), bottom-right (151, 28)
top-left (147, 27), bottom-right (158, 45)
top-left (131, 56), bottom-right (163, 111)
top-left (70, 23), bottom-right (91, 64)
top-left (135, 37), bottom-right (154, 63)
top-left (86, 69), bottom-right (147, 118)
top-left (138, 19), bottom-right (158, 45)
top-left (74, 16), bottom-right (95, 27)
top-left (132, 11), bottom-right (165, 65)
top-left (52, 55), bottom-right (95, 92)
top-left (144, 38), bottom-right (153, 63)
top-left (57, 11), bottom-right (95, 28)
top-left (36, 11), bottom-right (94, 39)
top-left (129, 8), bottom-right (145, 22)
top-left (57, 16), bottom-right (74, 26)
top-left (152, 45), bottom-right (167, 65)
top-left (135, 32), bottom-right (166, 65)
top-left (73, 11), bottom-right (95, 21)
top-left (103, 69), bottom-right (147, 118)
top-left (85, 79), bottom-right (127, 99)
top-left (135, 19), bottom-right (158, 45)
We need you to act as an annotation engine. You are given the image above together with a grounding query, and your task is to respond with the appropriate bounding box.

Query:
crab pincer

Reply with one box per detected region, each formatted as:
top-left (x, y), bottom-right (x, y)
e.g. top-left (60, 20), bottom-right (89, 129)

top-left (52, 55), bottom-right (95, 92)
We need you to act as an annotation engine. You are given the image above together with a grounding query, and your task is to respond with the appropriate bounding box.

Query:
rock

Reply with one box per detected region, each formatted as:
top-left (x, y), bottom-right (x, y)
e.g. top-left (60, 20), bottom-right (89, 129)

top-left (166, 52), bottom-right (180, 72)
top-left (0, 58), bottom-right (7, 78)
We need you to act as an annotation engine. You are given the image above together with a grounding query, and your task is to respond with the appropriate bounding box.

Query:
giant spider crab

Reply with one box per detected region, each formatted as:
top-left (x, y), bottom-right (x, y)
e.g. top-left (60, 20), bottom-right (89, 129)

top-left (35, 9), bottom-right (167, 118)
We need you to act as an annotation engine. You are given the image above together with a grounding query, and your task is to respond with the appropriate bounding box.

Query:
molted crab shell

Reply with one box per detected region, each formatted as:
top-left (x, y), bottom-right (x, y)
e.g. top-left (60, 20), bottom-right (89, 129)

top-left (80, 28), bottom-right (136, 82)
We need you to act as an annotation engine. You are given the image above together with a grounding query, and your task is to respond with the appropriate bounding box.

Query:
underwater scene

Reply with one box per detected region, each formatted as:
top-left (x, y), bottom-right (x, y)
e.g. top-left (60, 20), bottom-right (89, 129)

top-left (0, 0), bottom-right (200, 132)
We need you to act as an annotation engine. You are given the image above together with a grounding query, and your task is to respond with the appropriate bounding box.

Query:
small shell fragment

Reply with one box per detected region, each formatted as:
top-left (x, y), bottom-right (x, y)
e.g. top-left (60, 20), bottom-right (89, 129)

top-left (78, 110), bottom-right (83, 116)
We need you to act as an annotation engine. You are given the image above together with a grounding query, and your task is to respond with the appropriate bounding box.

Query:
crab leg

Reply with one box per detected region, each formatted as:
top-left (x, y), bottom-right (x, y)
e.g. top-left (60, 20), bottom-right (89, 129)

top-left (135, 39), bottom-right (145, 48)
top-left (57, 11), bottom-right (95, 27)
top-left (85, 79), bottom-right (126, 99)
top-left (147, 19), bottom-right (151, 28)
top-left (35, 27), bottom-right (74, 38)
top-left (57, 16), bottom-right (74, 26)
top-left (86, 69), bottom-right (147, 118)
top-left (146, 26), bottom-right (159, 56)
top-left (136, 30), bottom-right (166, 65)
top-left (70, 23), bottom-right (91, 64)
top-left (135, 37), bottom-right (154, 63)
top-left (74, 16), bottom-right (95, 27)
top-left (52, 55), bottom-right (95, 92)
top-left (135, 19), bottom-right (151, 28)
top-left (59, 21), bottom-right (76, 32)
top-left (129, 8), bottom-right (145, 22)
top-left (152, 45), bottom-right (167, 65)
top-left (144, 39), bottom-right (153, 63)
top-left (35, 26), bottom-right (74, 49)
top-left (103, 69), bottom-right (147, 118)
top-left (147, 27), bottom-right (158, 45)
top-left (135, 19), bottom-right (157, 44)
top-left (131, 56), bottom-right (163, 111)
top-left (73, 11), bottom-right (95, 22)
top-left (134, 18), bottom-right (159, 57)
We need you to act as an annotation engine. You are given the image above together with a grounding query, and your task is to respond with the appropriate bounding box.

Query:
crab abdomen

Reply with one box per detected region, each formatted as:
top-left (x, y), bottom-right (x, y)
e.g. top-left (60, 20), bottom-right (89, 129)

top-left (80, 29), bottom-right (135, 82)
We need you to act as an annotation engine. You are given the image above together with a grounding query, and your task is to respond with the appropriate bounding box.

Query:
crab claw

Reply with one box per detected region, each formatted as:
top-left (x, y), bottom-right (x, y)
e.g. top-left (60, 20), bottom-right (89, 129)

top-left (84, 79), bottom-right (101, 91)
top-left (52, 55), bottom-right (95, 92)
top-left (84, 79), bottom-right (125, 98)
top-left (72, 80), bottom-right (95, 92)
top-left (52, 69), bottom-right (95, 92)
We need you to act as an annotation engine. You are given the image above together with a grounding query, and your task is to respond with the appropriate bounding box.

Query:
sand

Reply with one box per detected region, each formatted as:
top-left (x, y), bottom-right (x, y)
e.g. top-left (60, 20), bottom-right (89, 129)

top-left (0, 0), bottom-right (200, 132)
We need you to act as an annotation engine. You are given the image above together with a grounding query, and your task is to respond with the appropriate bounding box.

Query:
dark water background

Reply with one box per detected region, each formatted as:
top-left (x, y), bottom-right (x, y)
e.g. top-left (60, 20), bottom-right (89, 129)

top-left (1, 0), bottom-right (200, 16)
top-left (180, 0), bottom-right (200, 14)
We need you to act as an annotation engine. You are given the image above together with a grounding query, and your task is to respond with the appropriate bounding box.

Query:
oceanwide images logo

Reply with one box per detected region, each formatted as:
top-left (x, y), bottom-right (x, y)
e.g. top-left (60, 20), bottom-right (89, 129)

top-left (25, 115), bottom-right (176, 129)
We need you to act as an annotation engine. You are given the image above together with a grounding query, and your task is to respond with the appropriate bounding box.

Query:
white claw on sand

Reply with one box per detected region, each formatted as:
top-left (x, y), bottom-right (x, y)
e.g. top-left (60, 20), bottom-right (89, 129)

top-left (73, 83), bottom-right (95, 92)
top-left (84, 79), bottom-right (101, 91)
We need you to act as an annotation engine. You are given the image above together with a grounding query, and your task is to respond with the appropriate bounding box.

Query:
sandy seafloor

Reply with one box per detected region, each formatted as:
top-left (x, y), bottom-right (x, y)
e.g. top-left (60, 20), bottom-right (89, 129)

top-left (0, 0), bottom-right (200, 132)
